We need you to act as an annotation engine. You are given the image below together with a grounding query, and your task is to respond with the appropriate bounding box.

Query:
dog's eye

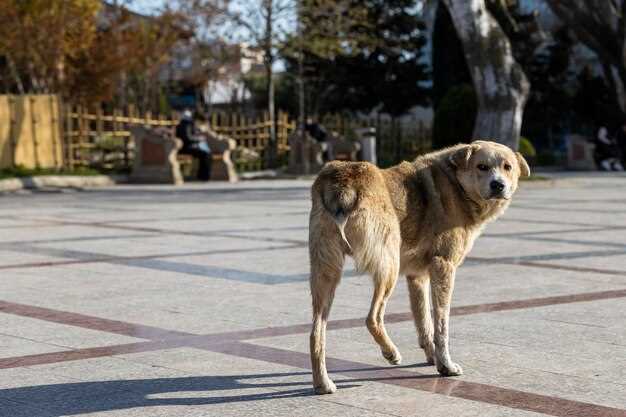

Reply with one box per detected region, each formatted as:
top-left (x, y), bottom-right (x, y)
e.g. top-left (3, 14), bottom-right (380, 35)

top-left (504, 163), bottom-right (512, 171)
top-left (477, 164), bottom-right (489, 171)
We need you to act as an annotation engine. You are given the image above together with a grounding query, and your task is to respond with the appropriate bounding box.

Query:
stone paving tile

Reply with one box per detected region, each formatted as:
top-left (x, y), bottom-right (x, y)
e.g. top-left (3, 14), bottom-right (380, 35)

top-left (0, 348), bottom-right (393, 417)
top-left (316, 379), bottom-right (546, 417)
top-left (0, 398), bottom-right (41, 417)
top-left (26, 234), bottom-right (278, 258)
top-left (1, 225), bottom-right (139, 243)
top-left (503, 208), bottom-right (626, 228)
top-left (335, 263), bottom-right (626, 317)
top-left (547, 253), bottom-right (626, 273)
top-left (0, 249), bottom-right (74, 266)
top-left (0, 313), bottom-right (146, 349)
top-left (471, 236), bottom-right (620, 260)
top-left (0, 334), bottom-right (66, 358)
top-left (0, 178), bottom-right (626, 416)
top-left (497, 228), bottom-right (626, 246)
top-left (116, 348), bottom-right (543, 417)
top-left (250, 322), bottom-right (626, 411)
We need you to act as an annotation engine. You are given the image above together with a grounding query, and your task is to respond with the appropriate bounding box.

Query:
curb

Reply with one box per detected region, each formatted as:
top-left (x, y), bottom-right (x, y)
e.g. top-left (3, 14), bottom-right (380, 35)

top-left (0, 175), bottom-right (124, 192)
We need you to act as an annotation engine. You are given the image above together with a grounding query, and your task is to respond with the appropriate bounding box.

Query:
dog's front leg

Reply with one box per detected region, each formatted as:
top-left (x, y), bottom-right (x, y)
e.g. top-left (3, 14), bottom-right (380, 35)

top-left (429, 257), bottom-right (463, 376)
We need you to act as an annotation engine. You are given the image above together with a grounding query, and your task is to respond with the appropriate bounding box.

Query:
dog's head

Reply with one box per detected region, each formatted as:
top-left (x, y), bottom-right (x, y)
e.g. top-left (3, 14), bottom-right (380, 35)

top-left (448, 140), bottom-right (530, 202)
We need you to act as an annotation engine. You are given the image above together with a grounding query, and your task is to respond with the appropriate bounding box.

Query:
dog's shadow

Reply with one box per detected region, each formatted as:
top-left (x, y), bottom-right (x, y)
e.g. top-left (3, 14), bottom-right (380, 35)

top-left (1, 363), bottom-right (435, 416)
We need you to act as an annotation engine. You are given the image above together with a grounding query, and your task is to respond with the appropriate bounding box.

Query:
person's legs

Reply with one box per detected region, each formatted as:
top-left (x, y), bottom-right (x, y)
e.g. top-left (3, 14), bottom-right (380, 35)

top-left (196, 150), bottom-right (211, 181)
top-left (186, 148), bottom-right (211, 181)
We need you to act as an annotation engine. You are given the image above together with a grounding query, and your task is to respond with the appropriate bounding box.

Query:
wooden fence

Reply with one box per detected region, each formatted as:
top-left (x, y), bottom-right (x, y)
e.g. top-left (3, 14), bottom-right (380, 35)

top-left (0, 95), bottom-right (63, 170)
top-left (64, 105), bottom-right (176, 170)
top-left (208, 112), bottom-right (295, 171)
top-left (63, 107), bottom-right (296, 172)
top-left (1, 101), bottom-right (430, 173)
top-left (321, 114), bottom-right (432, 167)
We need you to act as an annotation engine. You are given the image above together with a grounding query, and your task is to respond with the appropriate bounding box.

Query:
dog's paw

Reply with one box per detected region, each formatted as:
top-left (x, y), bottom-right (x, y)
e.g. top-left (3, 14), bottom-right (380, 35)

top-left (382, 349), bottom-right (402, 365)
top-left (314, 379), bottom-right (337, 395)
top-left (436, 360), bottom-right (463, 376)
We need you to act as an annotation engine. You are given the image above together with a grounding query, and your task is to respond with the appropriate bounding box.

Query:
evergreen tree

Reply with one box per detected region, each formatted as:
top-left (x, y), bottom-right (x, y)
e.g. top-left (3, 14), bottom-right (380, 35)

top-left (521, 27), bottom-right (575, 146)
top-left (283, 0), bottom-right (430, 117)
top-left (431, 1), bottom-right (471, 111)
top-left (431, 1), bottom-right (474, 149)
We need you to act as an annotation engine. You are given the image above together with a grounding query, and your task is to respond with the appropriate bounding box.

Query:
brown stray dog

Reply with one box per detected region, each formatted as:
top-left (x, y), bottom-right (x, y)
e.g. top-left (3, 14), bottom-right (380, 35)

top-left (308, 140), bottom-right (530, 394)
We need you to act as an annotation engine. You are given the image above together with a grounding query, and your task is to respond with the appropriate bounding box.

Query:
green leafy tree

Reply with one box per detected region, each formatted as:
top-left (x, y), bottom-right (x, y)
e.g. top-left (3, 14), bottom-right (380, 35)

top-left (572, 67), bottom-right (623, 132)
top-left (432, 84), bottom-right (476, 148)
top-left (284, 0), bottom-right (430, 118)
top-left (431, 2), bottom-right (471, 111)
top-left (521, 27), bottom-right (576, 146)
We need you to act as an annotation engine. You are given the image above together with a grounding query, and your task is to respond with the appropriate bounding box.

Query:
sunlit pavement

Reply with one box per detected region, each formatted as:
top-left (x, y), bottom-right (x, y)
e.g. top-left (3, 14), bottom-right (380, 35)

top-left (0, 175), bottom-right (625, 417)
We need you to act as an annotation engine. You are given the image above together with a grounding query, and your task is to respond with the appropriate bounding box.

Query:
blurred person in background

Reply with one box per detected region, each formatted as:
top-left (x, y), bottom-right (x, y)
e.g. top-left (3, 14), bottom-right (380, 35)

top-left (305, 117), bottom-right (328, 143)
top-left (614, 122), bottom-right (626, 168)
top-left (305, 117), bottom-right (330, 161)
top-left (176, 110), bottom-right (212, 181)
top-left (594, 126), bottom-right (624, 171)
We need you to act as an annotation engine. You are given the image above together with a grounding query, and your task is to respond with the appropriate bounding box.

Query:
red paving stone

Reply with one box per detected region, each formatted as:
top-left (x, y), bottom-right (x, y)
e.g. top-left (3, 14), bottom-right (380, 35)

top-left (2, 290), bottom-right (626, 415)
top-left (2, 181), bottom-right (626, 416)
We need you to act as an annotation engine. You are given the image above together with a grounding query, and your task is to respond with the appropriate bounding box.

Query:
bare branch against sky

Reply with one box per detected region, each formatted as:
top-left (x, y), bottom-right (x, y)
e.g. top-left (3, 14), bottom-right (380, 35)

top-left (126, 0), bottom-right (165, 15)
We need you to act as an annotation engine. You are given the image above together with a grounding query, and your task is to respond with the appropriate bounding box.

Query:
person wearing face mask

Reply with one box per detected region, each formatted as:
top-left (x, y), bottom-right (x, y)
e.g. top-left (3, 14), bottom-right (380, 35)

top-left (176, 109), bottom-right (212, 181)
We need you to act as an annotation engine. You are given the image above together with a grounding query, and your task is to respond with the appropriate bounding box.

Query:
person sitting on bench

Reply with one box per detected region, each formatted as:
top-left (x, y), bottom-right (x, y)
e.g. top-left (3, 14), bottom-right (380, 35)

top-left (176, 110), bottom-right (212, 181)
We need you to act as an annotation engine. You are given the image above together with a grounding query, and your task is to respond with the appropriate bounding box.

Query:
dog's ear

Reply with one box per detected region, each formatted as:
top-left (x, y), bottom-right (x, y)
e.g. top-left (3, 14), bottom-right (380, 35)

top-left (515, 152), bottom-right (531, 177)
top-left (449, 144), bottom-right (478, 169)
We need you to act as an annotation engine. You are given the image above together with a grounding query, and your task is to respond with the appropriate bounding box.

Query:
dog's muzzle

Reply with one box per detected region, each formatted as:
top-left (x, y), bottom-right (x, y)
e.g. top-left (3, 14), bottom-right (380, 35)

top-left (488, 180), bottom-right (507, 199)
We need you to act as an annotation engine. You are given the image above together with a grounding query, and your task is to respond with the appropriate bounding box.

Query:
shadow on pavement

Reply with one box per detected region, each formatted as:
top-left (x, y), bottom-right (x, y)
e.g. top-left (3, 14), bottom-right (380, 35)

top-left (1, 363), bottom-right (436, 416)
top-left (1, 370), bottom-right (355, 416)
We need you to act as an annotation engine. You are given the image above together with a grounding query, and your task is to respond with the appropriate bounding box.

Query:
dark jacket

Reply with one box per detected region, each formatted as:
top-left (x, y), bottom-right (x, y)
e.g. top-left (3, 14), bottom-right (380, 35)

top-left (176, 119), bottom-right (196, 150)
top-left (305, 122), bottom-right (328, 142)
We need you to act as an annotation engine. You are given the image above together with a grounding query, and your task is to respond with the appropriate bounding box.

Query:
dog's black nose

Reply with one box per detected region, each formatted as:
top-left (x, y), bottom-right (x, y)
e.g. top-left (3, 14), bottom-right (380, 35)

top-left (490, 180), bottom-right (505, 193)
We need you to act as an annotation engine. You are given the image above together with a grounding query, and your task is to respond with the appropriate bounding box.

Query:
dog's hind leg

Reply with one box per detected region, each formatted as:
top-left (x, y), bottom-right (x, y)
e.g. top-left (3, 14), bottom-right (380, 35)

top-left (406, 273), bottom-right (435, 365)
top-left (366, 251), bottom-right (402, 365)
top-left (309, 248), bottom-right (343, 395)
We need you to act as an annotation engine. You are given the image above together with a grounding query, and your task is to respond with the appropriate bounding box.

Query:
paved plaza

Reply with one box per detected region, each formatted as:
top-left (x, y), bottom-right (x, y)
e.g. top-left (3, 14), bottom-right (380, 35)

top-left (0, 174), bottom-right (625, 417)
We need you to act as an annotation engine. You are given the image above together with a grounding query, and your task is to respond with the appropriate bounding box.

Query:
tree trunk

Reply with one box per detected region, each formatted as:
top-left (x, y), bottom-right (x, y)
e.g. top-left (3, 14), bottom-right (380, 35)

top-left (264, 0), bottom-right (277, 166)
top-left (602, 63), bottom-right (626, 114)
top-left (297, 0), bottom-right (306, 129)
top-left (267, 61), bottom-right (276, 140)
top-left (6, 54), bottom-right (25, 95)
top-left (442, 0), bottom-right (529, 150)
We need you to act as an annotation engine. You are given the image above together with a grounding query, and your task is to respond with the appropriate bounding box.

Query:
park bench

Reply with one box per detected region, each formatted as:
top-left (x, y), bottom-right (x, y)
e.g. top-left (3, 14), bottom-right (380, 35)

top-left (287, 127), bottom-right (378, 175)
top-left (176, 154), bottom-right (194, 178)
top-left (195, 125), bottom-right (239, 182)
top-left (566, 134), bottom-right (596, 170)
top-left (129, 126), bottom-right (184, 185)
top-left (327, 133), bottom-right (361, 162)
top-left (129, 125), bottom-right (238, 183)
top-left (287, 130), bottom-right (324, 175)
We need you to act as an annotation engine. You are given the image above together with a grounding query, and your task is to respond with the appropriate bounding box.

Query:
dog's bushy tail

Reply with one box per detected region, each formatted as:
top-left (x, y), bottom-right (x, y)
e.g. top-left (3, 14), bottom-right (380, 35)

top-left (320, 184), bottom-right (359, 250)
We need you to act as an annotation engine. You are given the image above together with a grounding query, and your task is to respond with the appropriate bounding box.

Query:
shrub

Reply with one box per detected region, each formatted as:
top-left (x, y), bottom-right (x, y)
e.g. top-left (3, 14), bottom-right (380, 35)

top-left (432, 84), bottom-right (477, 149)
top-left (518, 137), bottom-right (537, 158)
top-left (536, 151), bottom-right (558, 166)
